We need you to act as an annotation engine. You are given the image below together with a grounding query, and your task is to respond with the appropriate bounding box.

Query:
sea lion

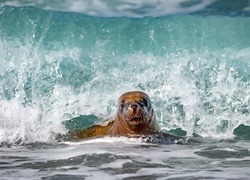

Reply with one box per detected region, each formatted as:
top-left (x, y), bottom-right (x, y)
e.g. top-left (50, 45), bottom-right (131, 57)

top-left (76, 91), bottom-right (185, 144)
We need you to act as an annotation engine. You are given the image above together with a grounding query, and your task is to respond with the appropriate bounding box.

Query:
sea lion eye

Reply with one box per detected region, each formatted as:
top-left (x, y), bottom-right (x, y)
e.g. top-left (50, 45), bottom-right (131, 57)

top-left (141, 98), bottom-right (148, 107)
top-left (120, 100), bottom-right (125, 110)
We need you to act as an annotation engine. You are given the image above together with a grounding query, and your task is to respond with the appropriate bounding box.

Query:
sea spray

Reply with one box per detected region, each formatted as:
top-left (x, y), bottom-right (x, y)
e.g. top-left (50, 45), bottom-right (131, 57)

top-left (0, 6), bottom-right (250, 144)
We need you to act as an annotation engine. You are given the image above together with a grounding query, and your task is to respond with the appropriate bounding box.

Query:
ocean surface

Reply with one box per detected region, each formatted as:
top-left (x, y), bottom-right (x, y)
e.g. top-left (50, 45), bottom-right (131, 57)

top-left (0, 0), bottom-right (250, 179)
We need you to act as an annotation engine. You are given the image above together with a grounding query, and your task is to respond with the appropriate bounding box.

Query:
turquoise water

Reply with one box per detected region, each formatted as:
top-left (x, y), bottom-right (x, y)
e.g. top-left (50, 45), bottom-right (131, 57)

top-left (0, 1), bottom-right (250, 179)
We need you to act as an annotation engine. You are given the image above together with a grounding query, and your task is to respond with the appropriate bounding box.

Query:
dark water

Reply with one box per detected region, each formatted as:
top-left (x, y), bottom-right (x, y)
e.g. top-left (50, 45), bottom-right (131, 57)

top-left (1, 139), bottom-right (250, 179)
top-left (0, 0), bottom-right (250, 179)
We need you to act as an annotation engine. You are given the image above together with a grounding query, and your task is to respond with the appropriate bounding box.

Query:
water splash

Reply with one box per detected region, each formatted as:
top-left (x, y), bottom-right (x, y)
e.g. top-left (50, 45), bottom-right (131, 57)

top-left (0, 6), bottom-right (250, 144)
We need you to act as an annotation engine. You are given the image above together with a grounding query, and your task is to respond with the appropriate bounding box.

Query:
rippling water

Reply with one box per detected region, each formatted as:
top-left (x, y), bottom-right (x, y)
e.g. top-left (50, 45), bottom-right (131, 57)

top-left (0, 0), bottom-right (250, 179)
top-left (1, 139), bottom-right (250, 179)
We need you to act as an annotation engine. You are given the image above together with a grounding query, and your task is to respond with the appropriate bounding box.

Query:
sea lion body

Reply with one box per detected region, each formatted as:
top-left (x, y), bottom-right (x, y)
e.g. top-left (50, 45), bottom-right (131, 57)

top-left (76, 121), bottom-right (114, 139)
top-left (76, 91), bottom-right (185, 144)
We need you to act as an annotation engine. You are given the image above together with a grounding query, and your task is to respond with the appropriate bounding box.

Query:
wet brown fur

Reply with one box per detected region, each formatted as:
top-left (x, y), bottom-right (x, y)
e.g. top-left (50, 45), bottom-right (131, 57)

top-left (76, 91), bottom-right (160, 139)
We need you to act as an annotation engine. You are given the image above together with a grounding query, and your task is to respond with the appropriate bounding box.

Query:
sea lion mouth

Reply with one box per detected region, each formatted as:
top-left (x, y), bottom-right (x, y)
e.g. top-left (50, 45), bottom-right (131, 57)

top-left (126, 117), bottom-right (144, 126)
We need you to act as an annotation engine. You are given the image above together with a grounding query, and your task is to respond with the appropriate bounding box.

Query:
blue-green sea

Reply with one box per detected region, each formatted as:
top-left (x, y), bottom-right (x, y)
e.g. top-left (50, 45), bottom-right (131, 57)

top-left (0, 0), bottom-right (250, 179)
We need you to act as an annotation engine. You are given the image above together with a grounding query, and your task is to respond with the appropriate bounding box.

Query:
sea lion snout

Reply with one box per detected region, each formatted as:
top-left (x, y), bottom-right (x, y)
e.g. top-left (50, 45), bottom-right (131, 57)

top-left (130, 103), bottom-right (138, 110)
top-left (128, 103), bottom-right (140, 114)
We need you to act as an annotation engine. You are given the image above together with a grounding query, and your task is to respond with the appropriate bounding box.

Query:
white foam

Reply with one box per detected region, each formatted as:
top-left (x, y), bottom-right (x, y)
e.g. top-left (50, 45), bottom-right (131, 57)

top-left (63, 136), bottom-right (150, 146)
top-left (0, 38), bottom-right (250, 144)
top-left (0, 98), bottom-right (66, 144)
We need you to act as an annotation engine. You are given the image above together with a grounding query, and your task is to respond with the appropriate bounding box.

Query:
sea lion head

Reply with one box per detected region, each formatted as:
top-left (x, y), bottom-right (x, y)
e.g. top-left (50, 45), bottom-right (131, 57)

top-left (115, 91), bottom-right (159, 133)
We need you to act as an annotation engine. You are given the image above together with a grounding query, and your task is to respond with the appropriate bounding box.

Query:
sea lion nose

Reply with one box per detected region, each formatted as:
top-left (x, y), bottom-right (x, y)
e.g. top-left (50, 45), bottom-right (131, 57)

top-left (130, 103), bottom-right (138, 112)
